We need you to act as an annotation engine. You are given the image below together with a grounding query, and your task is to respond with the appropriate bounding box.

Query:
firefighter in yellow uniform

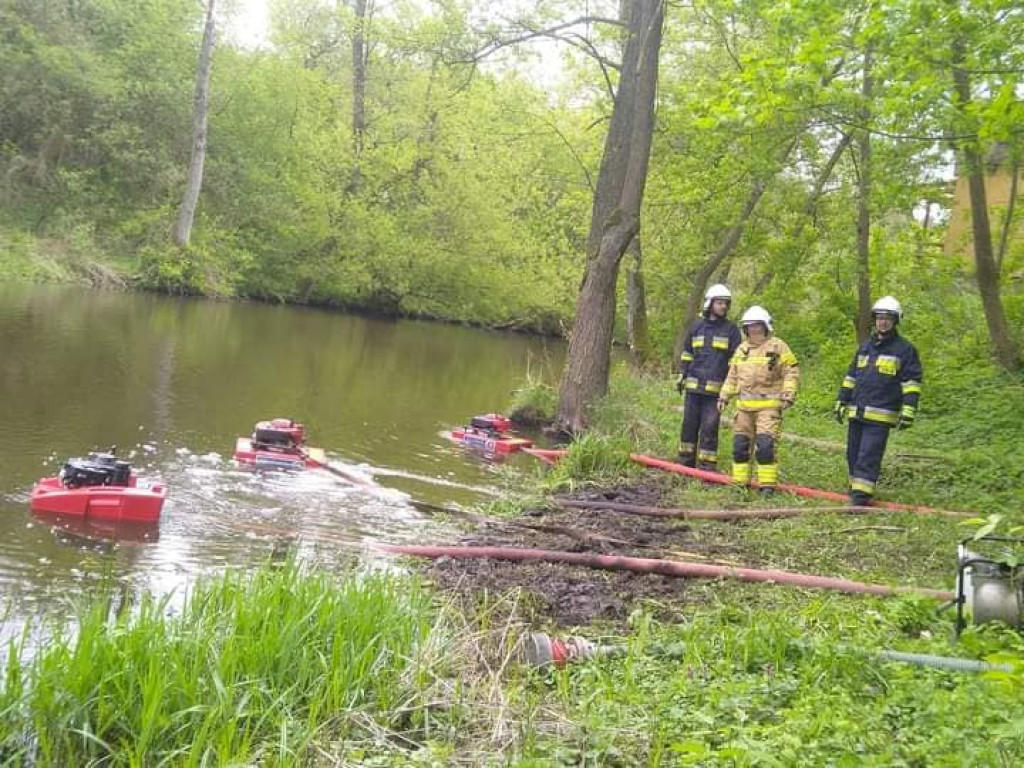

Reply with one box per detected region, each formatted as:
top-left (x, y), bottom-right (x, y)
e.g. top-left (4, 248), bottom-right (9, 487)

top-left (717, 306), bottom-right (799, 496)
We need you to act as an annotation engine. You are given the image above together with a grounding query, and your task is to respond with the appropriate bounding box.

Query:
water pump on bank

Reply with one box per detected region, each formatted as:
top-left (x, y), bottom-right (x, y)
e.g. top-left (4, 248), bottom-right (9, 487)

top-left (953, 535), bottom-right (1024, 636)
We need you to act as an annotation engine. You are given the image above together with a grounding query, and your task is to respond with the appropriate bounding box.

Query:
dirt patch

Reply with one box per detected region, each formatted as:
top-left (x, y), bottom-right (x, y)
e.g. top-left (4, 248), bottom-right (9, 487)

top-left (423, 477), bottom-right (750, 628)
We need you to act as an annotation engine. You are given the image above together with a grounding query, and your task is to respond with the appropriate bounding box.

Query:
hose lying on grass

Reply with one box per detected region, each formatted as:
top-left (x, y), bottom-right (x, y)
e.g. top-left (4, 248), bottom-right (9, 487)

top-left (377, 544), bottom-right (954, 600)
top-left (873, 650), bottom-right (1013, 673)
top-left (523, 449), bottom-right (968, 518)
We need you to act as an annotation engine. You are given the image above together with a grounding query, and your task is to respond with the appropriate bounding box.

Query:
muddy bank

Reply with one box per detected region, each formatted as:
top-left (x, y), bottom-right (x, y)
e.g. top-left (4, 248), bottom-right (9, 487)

top-left (425, 479), bottom-right (751, 628)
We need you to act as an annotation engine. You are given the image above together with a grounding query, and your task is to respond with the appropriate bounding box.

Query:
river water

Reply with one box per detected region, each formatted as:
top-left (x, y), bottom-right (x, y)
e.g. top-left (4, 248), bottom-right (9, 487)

top-left (0, 284), bottom-right (563, 624)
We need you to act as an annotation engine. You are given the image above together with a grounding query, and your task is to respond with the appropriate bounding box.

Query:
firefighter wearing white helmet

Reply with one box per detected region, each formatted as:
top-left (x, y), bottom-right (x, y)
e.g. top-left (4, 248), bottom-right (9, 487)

top-left (834, 296), bottom-right (923, 506)
top-left (675, 284), bottom-right (741, 469)
top-left (717, 306), bottom-right (800, 496)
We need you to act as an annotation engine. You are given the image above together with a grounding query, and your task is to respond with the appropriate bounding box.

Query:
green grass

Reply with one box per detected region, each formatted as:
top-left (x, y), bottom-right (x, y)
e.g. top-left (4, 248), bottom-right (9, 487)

top-left (543, 432), bottom-right (636, 492)
top-left (0, 563), bottom-right (434, 766)
top-left (514, 595), bottom-right (1024, 766)
top-left (0, 226), bottom-right (130, 287)
top-left (509, 376), bottom-right (559, 427)
top-left (472, 358), bottom-right (1024, 765)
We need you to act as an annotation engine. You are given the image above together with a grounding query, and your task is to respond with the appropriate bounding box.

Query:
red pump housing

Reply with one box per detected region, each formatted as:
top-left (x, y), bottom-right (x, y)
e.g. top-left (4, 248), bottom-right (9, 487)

top-left (30, 452), bottom-right (166, 524)
top-left (234, 417), bottom-right (326, 470)
top-left (448, 413), bottom-right (532, 455)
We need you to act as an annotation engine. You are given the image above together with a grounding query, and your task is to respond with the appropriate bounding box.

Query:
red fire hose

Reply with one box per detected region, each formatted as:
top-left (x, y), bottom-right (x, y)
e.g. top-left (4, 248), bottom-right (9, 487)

top-left (522, 447), bottom-right (564, 465)
top-left (629, 454), bottom-right (966, 517)
top-left (377, 544), bottom-right (954, 600)
top-left (521, 449), bottom-right (965, 517)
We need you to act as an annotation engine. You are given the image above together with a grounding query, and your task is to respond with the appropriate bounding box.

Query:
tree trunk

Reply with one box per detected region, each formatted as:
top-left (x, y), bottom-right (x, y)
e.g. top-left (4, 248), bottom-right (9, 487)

top-left (952, 44), bottom-right (1021, 371)
top-left (854, 46), bottom-right (873, 342)
top-left (619, 0), bottom-right (652, 368)
top-left (673, 176), bottom-right (769, 358)
top-left (917, 200), bottom-right (933, 260)
top-left (673, 135), bottom-right (800, 359)
top-left (625, 235), bottom-right (654, 365)
top-left (352, 0), bottom-right (368, 154)
top-left (753, 131), bottom-right (851, 295)
top-left (556, 0), bottom-right (664, 434)
top-left (172, 0), bottom-right (216, 249)
top-left (996, 157), bottom-right (1018, 272)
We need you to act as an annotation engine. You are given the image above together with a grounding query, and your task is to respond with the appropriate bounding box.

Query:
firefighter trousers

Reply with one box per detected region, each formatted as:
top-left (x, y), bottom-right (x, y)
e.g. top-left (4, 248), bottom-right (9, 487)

top-left (732, 408), bottom-right (782, 487)
top-left (679, 392), bottom-right (722, 469)
top-left (846, 419), bottom-right (891, 500)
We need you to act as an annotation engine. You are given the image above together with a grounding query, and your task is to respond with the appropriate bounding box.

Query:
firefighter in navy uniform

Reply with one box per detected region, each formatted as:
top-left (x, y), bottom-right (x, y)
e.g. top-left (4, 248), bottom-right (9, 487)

top-left (834, 296), bottom-right (923, 506)
top-left (675, 284), bottom-right (742, 470)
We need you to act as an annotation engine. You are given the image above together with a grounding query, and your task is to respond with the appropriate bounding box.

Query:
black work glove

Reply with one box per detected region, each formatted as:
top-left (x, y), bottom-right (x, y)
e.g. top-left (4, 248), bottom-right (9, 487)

top-left (833, 400), bottom-right (846, 425)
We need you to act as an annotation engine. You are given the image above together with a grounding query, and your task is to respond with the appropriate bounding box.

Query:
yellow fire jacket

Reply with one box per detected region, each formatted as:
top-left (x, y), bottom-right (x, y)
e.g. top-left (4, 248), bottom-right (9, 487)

top-left (719, 336), bottom-right (800, 410)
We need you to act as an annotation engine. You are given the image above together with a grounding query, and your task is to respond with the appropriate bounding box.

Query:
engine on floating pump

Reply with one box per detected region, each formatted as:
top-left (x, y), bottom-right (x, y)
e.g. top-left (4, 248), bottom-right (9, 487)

top-left (251, 418), bottom-right (307, 452)
top-left (469, 414), bottom-right (512, 435)
top-left (60, 451), bottom-right (132, 488)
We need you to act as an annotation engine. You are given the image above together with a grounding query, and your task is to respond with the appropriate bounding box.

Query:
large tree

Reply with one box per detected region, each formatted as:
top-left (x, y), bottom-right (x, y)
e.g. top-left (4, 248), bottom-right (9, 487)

top-left (555, 0), bottom-right (664, 434)
top-left (172, 0), bottom-right (217, 248)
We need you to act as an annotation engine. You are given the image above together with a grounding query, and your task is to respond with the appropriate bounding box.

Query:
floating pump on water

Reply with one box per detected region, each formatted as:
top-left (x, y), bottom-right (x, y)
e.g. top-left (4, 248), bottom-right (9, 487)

top-left (447, 413), bottom-right (533, 456)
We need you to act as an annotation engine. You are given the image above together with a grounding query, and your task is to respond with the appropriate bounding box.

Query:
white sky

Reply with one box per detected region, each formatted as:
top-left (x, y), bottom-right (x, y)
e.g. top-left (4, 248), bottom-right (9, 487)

top-left (225, 0), bottom-right (272, 48)
top-left (223, 0), bottom-right (572, 90)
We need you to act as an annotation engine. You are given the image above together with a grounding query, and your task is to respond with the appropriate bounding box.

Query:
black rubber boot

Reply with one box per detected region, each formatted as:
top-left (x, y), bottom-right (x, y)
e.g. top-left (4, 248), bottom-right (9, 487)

top-left (758, 487), bottom-right (775, 498)
top-left (849, 491), bottom-right (871, 507)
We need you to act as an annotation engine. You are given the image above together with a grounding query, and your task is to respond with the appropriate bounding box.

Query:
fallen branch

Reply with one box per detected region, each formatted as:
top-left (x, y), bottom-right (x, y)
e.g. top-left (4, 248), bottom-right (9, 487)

top-left (555, 497), bottom-right (874, 520)
top-left (415, 501), bottom-right (743, 565)
top-left (377, 544), bottom-right (954, 601)
top-left (837, 525), bottom-right (906, 534)
top-left (413, 501), bottom-right (632, 547)
top-left (781, 433), bottom-right (942, 461)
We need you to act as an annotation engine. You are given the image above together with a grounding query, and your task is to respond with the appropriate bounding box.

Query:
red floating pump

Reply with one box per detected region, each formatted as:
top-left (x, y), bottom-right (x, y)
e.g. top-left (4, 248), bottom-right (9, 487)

top-left (448, 413), bottom-right (532, 456)
top-left (234, 417), bottom-right (326, 470)
top-left (252, 418), bottom-right (307, 450)
top-left (469, 413), bottom-right (512, 434)
top-left (30, 450), bottom-right (167, 524)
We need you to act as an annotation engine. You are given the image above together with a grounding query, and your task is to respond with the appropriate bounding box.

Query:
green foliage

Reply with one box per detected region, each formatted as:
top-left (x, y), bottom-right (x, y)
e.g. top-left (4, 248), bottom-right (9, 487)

top-left (509, 375), bottom-right (559, 426)
top-left (0, 562), bottom-right (432, 766)
top-left (513, 598), bottom-right (1024, 766)
top-left (0, 0), bottom-right (591, 330)
top-left (544, 433), bottom-right (634, 491)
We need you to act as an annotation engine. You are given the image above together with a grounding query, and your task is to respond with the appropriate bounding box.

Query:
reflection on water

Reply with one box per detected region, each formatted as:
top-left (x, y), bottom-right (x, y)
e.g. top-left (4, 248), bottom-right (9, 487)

top-left (0, 284), bottom-right (563, 628)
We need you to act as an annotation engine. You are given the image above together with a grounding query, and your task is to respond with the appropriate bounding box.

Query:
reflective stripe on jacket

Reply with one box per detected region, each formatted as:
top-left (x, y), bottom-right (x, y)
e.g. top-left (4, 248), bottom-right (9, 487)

top-left (720, 336), bottom-right (799, 409)
top-left (678, 316), bottom-right (742, 396)
top-left (837, 330), bottom-right (922, 426)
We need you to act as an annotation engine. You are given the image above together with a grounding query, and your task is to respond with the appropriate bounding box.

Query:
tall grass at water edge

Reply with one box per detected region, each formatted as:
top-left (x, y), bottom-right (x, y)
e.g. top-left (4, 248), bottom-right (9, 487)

top-left (0, 563), bottom-right (433, 766)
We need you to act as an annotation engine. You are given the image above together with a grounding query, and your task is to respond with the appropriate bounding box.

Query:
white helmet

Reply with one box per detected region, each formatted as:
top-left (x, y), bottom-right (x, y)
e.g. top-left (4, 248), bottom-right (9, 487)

top-left (871, 296), bottom-right (902, 322)
top-left (740, 305), bottom-right (773, 334)
top-left (702, 283), bottom-right (733, 314)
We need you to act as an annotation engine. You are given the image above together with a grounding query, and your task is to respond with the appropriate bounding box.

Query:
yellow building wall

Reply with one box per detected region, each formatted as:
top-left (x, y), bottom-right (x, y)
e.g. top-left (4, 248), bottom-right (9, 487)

top-left (945, 169), bottom-right (1024, 263)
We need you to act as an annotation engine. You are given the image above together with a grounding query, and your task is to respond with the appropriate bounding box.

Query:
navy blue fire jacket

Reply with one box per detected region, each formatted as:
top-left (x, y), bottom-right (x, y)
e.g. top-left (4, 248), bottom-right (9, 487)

top-left (678, 316), bottom-right (742, 396)
top-left (837, 330), bottom-right (923, 426)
